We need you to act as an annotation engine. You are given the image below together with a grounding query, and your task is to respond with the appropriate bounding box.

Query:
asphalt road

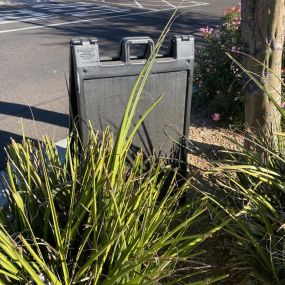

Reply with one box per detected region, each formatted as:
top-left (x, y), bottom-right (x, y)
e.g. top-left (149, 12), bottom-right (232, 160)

top-left (0, 0), bottom-right (237, 167)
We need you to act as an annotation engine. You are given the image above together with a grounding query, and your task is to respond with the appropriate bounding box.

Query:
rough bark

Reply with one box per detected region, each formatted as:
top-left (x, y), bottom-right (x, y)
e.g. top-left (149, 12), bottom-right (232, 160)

top-left (241, 0), bottom-right (285, 144)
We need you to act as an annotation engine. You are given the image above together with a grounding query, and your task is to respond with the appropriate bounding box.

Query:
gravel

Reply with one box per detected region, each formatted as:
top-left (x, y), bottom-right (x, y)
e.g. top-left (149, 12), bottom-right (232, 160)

top-left (188, 107), bottom-right (244, 171)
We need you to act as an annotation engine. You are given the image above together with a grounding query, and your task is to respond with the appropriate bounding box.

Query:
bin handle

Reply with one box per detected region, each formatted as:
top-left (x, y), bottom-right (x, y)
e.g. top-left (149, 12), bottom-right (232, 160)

top-left (120, 37), bottom-right (154, 63)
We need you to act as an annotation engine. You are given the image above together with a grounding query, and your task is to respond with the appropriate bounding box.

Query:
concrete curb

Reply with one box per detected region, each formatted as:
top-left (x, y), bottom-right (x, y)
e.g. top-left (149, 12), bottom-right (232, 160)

top-left (0, 171), bottom-right (9, 208)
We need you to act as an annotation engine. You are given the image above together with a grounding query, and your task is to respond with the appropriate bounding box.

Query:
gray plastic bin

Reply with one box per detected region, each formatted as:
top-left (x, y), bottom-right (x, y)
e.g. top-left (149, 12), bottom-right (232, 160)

top-left (69, 35), bottom-right (194, 164)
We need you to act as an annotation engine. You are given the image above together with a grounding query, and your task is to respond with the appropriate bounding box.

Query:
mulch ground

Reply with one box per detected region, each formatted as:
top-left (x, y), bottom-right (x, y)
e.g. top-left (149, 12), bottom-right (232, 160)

top-left (188, 106), bottom-right (244, 173)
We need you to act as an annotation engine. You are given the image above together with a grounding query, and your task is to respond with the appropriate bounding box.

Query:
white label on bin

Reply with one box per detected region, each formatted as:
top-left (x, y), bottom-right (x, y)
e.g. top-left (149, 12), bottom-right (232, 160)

top-left (75, 47), bottom-right (99, 67)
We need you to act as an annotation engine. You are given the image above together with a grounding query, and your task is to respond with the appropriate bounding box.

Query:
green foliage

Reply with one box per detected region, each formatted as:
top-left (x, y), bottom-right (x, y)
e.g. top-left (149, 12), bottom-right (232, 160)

top-left (0, 132), bottom-right (224, 285)
top-left (0, 15), bottom-right (226, 285)
top-left (194, 4), bottom-right (243, 125)
top-left (204, 56), bottom-right (285, 284)
top-left (207, 136), bottom-right (285, 284)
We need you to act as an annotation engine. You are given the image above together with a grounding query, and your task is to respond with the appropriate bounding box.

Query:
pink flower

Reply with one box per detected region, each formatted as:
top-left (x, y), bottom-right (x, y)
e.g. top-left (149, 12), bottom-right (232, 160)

top-left (199, 26), bottom-right (214, 37)
top-left (281, 102), bottom-right (285, 109)
top-left (224, 3), bottom-right (241, 15)
top-left (212, 113), bottom-right (220, 121)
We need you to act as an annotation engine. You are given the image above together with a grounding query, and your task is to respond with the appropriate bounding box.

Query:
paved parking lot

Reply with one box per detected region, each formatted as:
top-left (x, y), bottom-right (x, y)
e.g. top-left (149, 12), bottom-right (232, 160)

top-left (0, 0), bottom-right (210, 33)
top-left (0, 2), bottom-right (130, 33)
top-left (0, 0), bottom-right (237, 167)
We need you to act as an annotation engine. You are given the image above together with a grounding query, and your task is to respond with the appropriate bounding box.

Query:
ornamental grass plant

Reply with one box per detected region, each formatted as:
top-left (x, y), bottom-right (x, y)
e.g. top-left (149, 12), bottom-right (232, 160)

top-left (0, 130), bottom-right (226, 285)
top-left (201, 56), bottom-right (285, 284)
top-left (0, 15), bottom-right (226, 285)
top-left (206, 128), bottom-right (285, 284)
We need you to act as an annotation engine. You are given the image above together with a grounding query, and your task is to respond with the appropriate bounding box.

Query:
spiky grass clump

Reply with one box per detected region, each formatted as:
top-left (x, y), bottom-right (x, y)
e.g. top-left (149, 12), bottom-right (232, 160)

top-left (0, 131), bottom-right (225, 285)
top-left (202, 55), bottom-right (285, 284)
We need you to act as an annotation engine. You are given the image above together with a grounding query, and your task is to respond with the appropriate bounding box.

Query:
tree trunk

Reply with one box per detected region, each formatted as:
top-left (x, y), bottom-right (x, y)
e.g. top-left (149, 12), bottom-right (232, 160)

top-left (241, 0), bottom-right (285, 144)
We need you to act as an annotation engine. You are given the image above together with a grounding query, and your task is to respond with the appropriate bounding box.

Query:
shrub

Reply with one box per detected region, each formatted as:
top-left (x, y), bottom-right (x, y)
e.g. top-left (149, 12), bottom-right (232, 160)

top-left (194, 4), bottom-right (243, 125)
top-left (203, 58), bottom-right (285, 284)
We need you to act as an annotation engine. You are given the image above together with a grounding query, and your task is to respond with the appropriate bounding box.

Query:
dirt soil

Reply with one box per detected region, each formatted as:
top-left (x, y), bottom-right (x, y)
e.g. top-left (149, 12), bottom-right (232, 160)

top-left (188, 107), bottom-right (244, 172)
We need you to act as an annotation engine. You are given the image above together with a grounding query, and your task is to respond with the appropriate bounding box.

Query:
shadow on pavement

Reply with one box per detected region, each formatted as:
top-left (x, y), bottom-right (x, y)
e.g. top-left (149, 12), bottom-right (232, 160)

top-left (0, 101), bottom-right (68, 168)
top-left (0, 101), bottom-right (68, 128)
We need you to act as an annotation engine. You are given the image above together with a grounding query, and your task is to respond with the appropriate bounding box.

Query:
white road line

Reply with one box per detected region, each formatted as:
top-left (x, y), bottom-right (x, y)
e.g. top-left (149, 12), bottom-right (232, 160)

top-left (161, 0), bottom-right (176, 8)
top-left (0, 5), bottom-right (128, 25)
top-left (64, 7), bottom-right (107, 14)
top-left (180, 1), bottom-right (210, 7)
top-left (191, 1), bottom-right (209, 4)
top-left (133, 0), bottom-right (143, 8)
top-left (92, 1), bottom-right (139, 8)
top-left (70, 10), bottom-right (119, 17)
top-left (92, 4), bottom-right (127, 12)
top-left (0, 3), bottom-right (209, 34)
top-left (66, 7), bottom-right (125, 13)
top-left (0, 16), bottom-right (57, 25)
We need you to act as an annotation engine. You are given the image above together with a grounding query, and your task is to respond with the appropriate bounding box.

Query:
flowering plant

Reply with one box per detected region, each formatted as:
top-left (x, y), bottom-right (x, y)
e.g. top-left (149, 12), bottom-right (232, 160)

top-left (194, 3), bottom-right (244, 125)
top-left (200, 26), bottom-right (214, 37)
top-left (212, 113), bottom-right (221, 122)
